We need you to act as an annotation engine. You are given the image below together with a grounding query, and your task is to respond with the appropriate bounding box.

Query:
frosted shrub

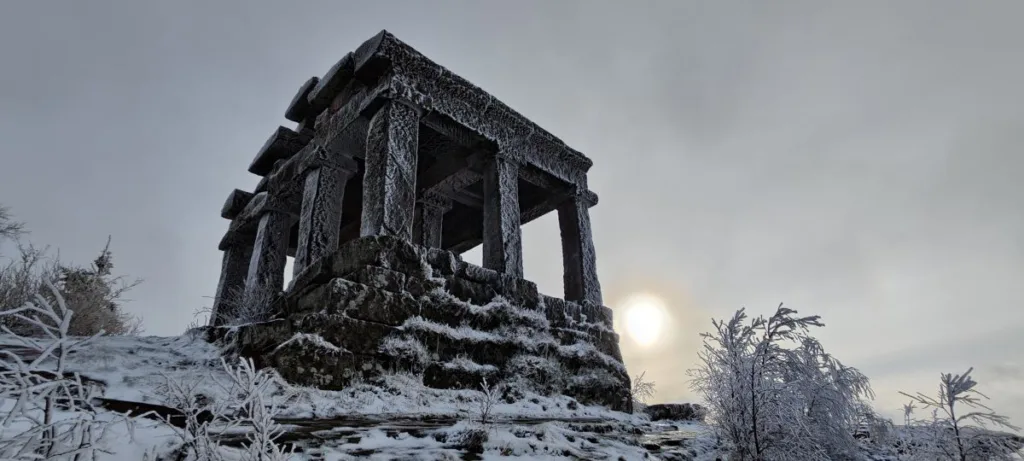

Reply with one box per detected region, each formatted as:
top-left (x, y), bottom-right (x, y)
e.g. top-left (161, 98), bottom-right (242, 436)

top-left (630, 371), bottom-right (656, 411)
top-left (0, 279), bottom-right (135, 460)
top-left (688, 304), bottom-right (873, 460)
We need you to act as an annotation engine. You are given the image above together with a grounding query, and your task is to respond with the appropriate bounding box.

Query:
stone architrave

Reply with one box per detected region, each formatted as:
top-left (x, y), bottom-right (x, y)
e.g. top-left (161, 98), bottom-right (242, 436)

top-left (413, 193), bottom-right (451, 249)
top-left (210, 238), bottom-right (254, 326)
top-left (557, 191), bottom-right (602, 305)
top-left (360, 100), bottom-right (420, 240)
top-left (481, 154), bottom-right (524, 278)
top-left (293, 145), bottom-right (359, 276)
top-left (243, 208), bottom-right (292, 315)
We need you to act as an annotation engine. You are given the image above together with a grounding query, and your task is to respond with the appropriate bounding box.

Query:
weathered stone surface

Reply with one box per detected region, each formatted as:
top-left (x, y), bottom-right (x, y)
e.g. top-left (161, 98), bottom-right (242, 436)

top-left (643, 403), bottom-right (708, 423)
top-left (348, 266), bottom-right (407, 293)
top-left (284, 76), bottom-right (319, 123)
top-left (292, 312), bottom-right (398, 355)
top-left (220, 189), bottom-right (254, 220)
top-left (360, 100), bottom-right (420, 241)
top-left (423, 361), bottom-right (498, 390)
top-left (558, 193), bottom-right (603, 305)
top-left (308, 53), bottom-right (354, 116)
top-left (294, 278), bottom-right (420, 327)
top-left (445, 277), bottom-right (496, 305)
top-left (265, 337), bottom-right (382, 390)
top-left (242, 210), bottom-right (292, 314)
top-left (292, 147), bottom-right (357, 276)
top-left (210, 239), bottom-right (253, 327)
top-left (249, 126), bottom-right (314, 176)
top-left (422, 247), bottom-right (461, 277)
top-left (481, 155), bottom-right (523, 278)
top-left (413, 193), bottom-right (450, 249)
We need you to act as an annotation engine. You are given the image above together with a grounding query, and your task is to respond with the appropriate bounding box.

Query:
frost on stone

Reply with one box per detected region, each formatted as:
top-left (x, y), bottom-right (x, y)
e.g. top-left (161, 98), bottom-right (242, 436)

top-left (379, 335), bottom-right (429, 367)
top-left (275, 333), bottom-right (345, 354)
top-left (400, 316), bottom-right (500, 343)
top-left (445, 356), bottom-right (498, 373)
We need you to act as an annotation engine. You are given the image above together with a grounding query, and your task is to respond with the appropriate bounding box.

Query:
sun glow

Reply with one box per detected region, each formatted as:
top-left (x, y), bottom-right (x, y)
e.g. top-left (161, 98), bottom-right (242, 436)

top-left (622, 293), bottom-right (668, 347)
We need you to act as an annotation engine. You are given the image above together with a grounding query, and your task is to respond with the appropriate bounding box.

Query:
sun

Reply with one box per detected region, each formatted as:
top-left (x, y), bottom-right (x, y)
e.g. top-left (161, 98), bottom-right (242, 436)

top-left (622, 293), bottom-right (668, 347)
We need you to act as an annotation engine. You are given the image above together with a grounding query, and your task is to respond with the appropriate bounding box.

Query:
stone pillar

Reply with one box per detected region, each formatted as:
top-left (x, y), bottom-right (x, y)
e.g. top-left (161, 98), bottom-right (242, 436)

top-left (293, 145), bottom-right (359, 277)
top-left (360, 100), bottom-right (420, 240)
top-left (557, 191), bottom-right (602, 305)
top-left (481, 154), bottom-right (524, 278)
top-left (209, 235), bottom-right (254, 327)
top-left (242, 208), bottom-right (292, 316)
top-left (413, 193), bottom-right (451, 248)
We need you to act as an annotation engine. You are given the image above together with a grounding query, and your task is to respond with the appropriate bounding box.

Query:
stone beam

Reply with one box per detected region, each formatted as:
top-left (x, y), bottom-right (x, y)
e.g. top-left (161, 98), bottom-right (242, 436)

top-left (209, 231), bottom-right (254, 327)
top-left (248, 127), bottom-right (314, 177)
top-left (220, 189), bottom-right (254, 220)
top-left (284, 76), bottom-right (319, 123)
top-left (557, 191), bottom-right (602, 305)
top-left (307, 53), bottom-right (355, 118)
top-left (481, 155), bottom-right (523, 277)
top-left (293, 145), bottom-right (359, 276)
top-left (360, 100), bottom-right (421, 240)
top-left (348, 31), bottom-right (593, 186)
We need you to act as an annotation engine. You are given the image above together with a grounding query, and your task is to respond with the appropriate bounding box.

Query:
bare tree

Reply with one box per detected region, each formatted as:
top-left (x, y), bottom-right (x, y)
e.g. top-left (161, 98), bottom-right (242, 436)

top-left (900, 368), bottom-right (1022, 461)
top-left (630, 371), bottom-right (656, 411)
top-left (0, 204), bottom-right (25, 242)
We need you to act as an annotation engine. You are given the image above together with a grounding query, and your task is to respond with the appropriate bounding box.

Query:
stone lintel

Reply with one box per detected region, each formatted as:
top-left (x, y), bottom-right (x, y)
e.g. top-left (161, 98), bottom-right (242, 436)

top-left (481, 155), bottom-right (523, 278)
top-left (249, 127), bottom-right (314, 176)
top-left (421, 111), bottom-right (494, 151)
top-left (360, 100), bottom-right (421, 240)
top-left (222, 191), bottom-right (297, 241)
top-left (307, 52), bottom-right (355, 117)
top-left (557, 191), bottom-right (602, 305)
top-left (210, 240), bottom-right (254, 326)
top-left (312, 76), bottom-right (391, 158)
top-left (296, 143), bottom-right (359, 177)
top-left (284, 76), bottom-right (319, 123)
top-left (221, 189), bottom-right (255, 220)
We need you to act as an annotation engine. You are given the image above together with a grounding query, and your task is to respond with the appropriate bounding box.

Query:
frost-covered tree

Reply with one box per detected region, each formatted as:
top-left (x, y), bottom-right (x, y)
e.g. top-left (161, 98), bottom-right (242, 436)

top-left (0, 235), bottom-right (142, 336)
top-left (688, 304), bottom-right (874, 460)
top-left (900, 368), bottom-right (1022, 460)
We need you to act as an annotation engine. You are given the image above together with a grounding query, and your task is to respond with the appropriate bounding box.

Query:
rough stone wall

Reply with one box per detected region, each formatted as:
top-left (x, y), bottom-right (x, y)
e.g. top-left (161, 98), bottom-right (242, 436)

top-left (216, 236), bottom-right (630, 411)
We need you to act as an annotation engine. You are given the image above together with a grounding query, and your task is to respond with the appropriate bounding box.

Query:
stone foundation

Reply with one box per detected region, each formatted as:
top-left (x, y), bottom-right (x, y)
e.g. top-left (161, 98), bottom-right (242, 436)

top-left (213, 235), bottom-right (629, 411)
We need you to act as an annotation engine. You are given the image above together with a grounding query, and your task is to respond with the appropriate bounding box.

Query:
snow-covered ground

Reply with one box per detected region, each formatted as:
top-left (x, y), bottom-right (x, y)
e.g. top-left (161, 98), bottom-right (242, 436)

top-left (1, 333), bottom-right (718, 460)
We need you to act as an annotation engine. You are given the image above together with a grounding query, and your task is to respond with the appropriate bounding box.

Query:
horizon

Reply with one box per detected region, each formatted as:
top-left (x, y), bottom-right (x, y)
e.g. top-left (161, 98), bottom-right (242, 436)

top-left (1, 0), bottom-right (1022, 431)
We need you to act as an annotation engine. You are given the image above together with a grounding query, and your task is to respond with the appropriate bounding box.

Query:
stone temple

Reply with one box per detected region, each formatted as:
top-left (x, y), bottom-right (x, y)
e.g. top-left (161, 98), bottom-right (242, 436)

top-left (208, 30), bottom-right (630, 411)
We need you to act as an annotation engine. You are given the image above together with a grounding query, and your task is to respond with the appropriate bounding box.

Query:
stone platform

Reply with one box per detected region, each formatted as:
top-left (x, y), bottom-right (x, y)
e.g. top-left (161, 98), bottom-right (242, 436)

top-left (212, 236), bottom-right (630, 411)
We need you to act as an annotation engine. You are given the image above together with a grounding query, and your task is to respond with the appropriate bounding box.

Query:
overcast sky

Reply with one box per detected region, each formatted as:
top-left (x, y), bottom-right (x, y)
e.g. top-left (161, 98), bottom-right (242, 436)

top-left (1, 0), bottom-right (1022, 427)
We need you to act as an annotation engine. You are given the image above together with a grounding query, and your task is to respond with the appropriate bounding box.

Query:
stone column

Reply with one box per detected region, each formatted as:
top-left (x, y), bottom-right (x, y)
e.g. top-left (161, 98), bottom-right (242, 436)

top-left (209, 234), bottom-right (254, 327)
top-left (413, 193), bottom-right (451, 248)
top-left (557, 191), bottom-right (602, 305)
top-left (481, 154), bottom-right (524, 278)
top-left (360, 100), bottom-right (420, 240)
top-left (293, 145), bottom-right (359, 277)
top-left (242, 207), bottom-right (293, 317)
